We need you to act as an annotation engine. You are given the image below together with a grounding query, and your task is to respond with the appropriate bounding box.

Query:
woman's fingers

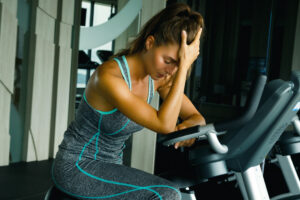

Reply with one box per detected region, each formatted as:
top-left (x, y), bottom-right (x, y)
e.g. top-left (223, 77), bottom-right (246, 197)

top-left (196, 28), bottom-right (202, 40)
top-left (192, 28), bottom-right (202, 45)
top-left (174, 138), bottom-right (196, 149)
top-left (181, 30), bottom-right (187, 47)
top-left (191, 28), bottom-right (202, 56)
top-left (191, 28), bottom-right (202, 53)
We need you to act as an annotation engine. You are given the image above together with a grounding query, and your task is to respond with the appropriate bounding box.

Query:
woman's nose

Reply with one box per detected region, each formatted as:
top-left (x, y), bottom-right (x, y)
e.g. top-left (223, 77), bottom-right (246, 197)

top-left (165, 66), bottom-right (174, 75)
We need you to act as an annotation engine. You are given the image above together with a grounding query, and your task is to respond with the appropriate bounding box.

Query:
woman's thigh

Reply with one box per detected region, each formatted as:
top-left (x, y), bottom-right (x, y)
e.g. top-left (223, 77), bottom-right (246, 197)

top-left (52, 157), bottom-right (181, 200)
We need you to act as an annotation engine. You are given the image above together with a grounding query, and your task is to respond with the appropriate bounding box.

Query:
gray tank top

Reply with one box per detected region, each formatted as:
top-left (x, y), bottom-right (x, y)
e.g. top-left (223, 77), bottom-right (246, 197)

top-left (58, 56), bottom-right (155, 164)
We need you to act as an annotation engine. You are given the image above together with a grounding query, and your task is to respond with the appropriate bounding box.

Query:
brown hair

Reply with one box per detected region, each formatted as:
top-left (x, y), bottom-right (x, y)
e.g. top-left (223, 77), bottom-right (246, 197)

top-left (114, 3), bottom-right (204, 57)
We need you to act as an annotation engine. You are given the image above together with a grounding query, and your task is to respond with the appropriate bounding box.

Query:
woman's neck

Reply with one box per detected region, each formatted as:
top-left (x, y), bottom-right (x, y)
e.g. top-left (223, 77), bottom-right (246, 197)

top-left (126, 53), bottom-right (149, 82)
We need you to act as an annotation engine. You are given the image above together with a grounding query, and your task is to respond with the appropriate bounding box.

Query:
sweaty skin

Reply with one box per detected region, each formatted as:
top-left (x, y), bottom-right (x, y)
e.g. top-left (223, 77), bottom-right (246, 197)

top-left (85, 28), bottom-right (205, 148)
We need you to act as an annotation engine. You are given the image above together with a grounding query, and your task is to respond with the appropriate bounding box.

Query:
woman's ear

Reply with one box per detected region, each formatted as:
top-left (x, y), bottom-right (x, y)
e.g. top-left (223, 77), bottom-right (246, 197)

top-left (145, 35), bottom-right (155, 50)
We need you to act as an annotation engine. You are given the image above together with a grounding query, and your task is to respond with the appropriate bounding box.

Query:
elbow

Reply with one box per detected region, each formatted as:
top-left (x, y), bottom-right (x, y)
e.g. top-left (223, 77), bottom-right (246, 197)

top-left (200, 116), bottom-right (206, 126)
top-left (188, 113), bottom-right (206, 126)
top-left (158, 124), bottom-right (176, 135)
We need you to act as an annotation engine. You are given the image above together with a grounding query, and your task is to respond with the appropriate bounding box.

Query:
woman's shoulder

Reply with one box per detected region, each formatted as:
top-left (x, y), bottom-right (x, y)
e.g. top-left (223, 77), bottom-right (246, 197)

top-left (87, 59), bottom-right (123, 92)
top-left (85, 59), bottom-right (125, 111)
top-left (96, 59), bottom-right (123, 79)
top-left (86, 59), bottom-right (127, 101)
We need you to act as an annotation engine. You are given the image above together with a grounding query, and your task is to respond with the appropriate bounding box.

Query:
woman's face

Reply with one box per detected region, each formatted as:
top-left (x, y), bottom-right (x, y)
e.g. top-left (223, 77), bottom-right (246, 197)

top-left (143, 36), bottom-right (179, 80)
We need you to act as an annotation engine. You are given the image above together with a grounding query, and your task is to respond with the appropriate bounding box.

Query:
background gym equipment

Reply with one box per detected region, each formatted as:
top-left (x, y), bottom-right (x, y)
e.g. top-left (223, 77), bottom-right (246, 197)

top-left (159, 71), bottom-right (300, 200)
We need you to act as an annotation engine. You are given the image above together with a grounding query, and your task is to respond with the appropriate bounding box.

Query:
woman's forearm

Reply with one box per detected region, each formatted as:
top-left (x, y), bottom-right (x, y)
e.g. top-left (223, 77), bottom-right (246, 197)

top-left (157, 67), bottom-right (188, 133)
top-left (177, 114), bottom-right (206, 130)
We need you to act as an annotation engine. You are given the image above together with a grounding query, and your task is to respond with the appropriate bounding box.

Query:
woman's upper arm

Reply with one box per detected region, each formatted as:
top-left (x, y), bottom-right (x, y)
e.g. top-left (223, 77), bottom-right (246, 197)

top-left (97, 71), bottom-right (170, 133)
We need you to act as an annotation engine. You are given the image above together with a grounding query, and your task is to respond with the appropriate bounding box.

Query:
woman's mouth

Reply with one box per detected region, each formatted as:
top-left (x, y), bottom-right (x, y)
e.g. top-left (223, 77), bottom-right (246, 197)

top-left (157, 73), bottom-right (165, 78)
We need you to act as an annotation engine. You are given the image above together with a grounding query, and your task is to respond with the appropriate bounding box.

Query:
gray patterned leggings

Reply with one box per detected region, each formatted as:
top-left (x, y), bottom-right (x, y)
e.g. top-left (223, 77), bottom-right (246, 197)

top-left (52, 151), bottom-right (181, 200)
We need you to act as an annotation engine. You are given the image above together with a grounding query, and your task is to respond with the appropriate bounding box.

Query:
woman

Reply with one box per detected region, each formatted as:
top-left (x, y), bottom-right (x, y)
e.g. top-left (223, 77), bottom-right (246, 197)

top-left (52, 3), bottom-right (205, 200)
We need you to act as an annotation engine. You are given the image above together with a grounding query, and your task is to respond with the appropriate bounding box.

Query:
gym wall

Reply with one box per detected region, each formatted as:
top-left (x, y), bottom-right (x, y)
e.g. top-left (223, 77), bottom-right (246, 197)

top-left (0, 0), bottom-right (18, 166)
top-left (0, 0), bottom-right (81, 166)
top-left (22, 0), bottom-right (79, 162)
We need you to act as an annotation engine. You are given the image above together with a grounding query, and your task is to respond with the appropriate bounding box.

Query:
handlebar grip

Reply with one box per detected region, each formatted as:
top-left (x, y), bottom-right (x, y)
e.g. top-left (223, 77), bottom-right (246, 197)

top-left (207, 131), bottom-right (228, 154)
top-left (161, 124), bottom-right (228, 154)
top-left (292, 116), bottom-right (300, 135)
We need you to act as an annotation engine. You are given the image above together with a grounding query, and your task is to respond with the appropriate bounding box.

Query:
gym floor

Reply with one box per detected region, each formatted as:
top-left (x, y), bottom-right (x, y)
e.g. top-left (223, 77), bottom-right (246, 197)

top-left (0, 156), bottom-right (299, 200)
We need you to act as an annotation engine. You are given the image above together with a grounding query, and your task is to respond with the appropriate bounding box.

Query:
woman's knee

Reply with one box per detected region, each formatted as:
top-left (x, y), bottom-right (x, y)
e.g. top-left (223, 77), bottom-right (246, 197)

top-left (166, 189), bottom-right (181, 200)
top-left (155, 187), bottom-right (181, 200)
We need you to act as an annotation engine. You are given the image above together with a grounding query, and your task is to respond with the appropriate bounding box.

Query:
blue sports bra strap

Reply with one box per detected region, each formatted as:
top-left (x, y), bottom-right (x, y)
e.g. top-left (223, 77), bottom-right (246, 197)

top-left (151, 77), bottom-right (155, 98)
top-left (148, 77), bottom-right (154, 103)
top-left (121, 56), bottom-right (132, 89)
top-left (113, 56), bottom-right (132, 90)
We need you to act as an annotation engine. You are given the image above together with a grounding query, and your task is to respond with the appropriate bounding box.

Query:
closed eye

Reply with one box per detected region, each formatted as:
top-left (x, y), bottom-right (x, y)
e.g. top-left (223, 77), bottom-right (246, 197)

top-left (163, 55), bottom-right (178, 66)
top-left (164, 60), bottom-right (171, 64)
